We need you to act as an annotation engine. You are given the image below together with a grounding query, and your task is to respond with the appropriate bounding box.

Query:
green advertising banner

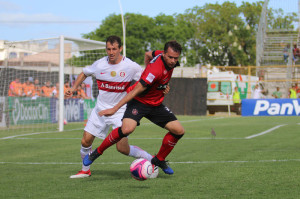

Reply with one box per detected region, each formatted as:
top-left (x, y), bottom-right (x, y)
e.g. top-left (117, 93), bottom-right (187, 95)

top-left (8, 97), bottom-right (51, 125)
top-left (83, 99), bottom-right (96, 120)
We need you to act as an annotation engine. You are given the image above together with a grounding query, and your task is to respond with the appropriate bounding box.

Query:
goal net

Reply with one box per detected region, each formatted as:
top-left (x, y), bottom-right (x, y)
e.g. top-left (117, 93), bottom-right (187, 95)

top-left (0, 36), bottom-right (106, 134)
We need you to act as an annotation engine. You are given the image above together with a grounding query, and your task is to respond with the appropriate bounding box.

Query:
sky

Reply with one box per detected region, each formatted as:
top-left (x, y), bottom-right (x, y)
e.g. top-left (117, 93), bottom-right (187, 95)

top-left (0, 0), bottom-right (298, 42)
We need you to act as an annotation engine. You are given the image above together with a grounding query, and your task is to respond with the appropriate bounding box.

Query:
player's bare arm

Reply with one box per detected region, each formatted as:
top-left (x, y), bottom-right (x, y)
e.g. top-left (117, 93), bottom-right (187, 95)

top-left (144, 51), bottom-right (153, 66)
top-left (163, 83), bottom-right (170, 95)
top-left (98, 82), bottom-right (147, 116)
top-left (65, 72), bottom-right (87, 98)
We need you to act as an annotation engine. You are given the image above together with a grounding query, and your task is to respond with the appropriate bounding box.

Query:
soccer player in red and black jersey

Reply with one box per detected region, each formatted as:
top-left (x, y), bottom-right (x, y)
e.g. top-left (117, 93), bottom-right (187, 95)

top-left (83, 40), bottom-right (185, 175)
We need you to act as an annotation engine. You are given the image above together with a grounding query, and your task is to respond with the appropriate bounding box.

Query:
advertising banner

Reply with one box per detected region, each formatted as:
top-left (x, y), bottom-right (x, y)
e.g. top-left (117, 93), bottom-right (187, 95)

top-left (242, 99), bottom-right (300, 116)
top-left (8, 97), bottom-right (51, 125)
top-left (50, 98), bottom-right (84, 123)
top-left (83, 99), bottom-right (96, 120)
top-left (7, 97), bottom-right (95, 125)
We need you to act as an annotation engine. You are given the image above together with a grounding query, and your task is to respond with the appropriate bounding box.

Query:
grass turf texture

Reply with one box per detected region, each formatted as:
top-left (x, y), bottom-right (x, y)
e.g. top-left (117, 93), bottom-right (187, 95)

top-left (0, 116), bottom-right (300, 198)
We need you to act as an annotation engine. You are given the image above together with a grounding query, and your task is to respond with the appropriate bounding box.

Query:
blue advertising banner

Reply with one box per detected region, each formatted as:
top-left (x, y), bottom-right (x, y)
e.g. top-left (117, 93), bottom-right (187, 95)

top-left (50, 98), bottom-right (84, 123)
top-left (242, 99), bottom-right (300, 116)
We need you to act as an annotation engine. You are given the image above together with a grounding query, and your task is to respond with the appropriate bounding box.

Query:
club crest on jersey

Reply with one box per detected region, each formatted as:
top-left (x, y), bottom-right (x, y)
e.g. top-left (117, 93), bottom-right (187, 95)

top-left (120, 71), bottom-right (126, 77)
top-left (163, 70), bottom-right (167, 75)
top-left (132, 109), bottom-right (138, 115)
top-left (111, 71), bottom-right (116, 77)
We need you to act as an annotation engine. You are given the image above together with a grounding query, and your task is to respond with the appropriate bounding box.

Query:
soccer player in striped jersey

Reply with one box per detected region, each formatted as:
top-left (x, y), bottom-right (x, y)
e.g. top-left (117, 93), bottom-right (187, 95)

top-left (66, 36), bottom-right (162, 178)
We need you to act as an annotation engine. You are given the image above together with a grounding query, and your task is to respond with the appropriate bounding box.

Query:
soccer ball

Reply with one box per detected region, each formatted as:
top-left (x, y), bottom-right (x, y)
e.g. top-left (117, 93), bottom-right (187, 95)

top-left (130, 158), bottom-right (153, 181)
top-left (149, 165), bottom-right (159, 179)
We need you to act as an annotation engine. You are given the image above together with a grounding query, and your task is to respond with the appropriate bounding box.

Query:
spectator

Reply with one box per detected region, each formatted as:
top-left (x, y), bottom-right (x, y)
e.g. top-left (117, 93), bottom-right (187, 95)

top-left (272, 87), bottom-right (282, 99)
top-left (252, 84), bottom-right (265, 99)
top-left (52, 83), bottom-right (60, 98)
top-left (41, 80), bottom-right (54, 97)
top-left (289, 84), bottom-right (297, 99)
top-left (23, 77), bottom-right (35, 97)
top-left (295, 83), bottom-right (300, 94)
top-left (283, 44), bottom-right (290, 63)
top-left (293, 44), bottom-right (300, 62)
top-left (8, 77), bottom-right (23, 97)
top-left (64, 81), bottom-right (71, 98)
top-left (77, 83), bottom-right (89, 99)
top-left (232, 87), bottom-right (241, 115)
top-left (32, 78), bottom-right (41, 98)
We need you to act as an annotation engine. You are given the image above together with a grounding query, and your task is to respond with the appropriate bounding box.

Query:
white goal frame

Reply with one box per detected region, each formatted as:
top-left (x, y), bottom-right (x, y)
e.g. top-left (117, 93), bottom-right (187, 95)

top-left (1, 36), bottom-right (106, 132)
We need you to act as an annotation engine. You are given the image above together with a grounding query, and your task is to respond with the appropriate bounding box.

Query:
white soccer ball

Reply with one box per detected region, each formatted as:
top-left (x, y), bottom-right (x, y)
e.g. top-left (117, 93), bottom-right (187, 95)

top-left (149, 165), bottom-right (159, 179)
top-left (130, 158), bottom-right (153, 181)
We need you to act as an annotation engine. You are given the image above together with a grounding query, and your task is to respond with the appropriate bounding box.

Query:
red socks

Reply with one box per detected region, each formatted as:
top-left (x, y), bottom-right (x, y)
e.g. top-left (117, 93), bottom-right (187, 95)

top-left (156, 132), bottom-right (182, 161)
top-left (97, 127), bottom-right (126, 154)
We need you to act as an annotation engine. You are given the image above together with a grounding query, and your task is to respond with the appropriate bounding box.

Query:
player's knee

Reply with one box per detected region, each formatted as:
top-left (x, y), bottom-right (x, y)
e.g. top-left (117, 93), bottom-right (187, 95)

top-left (121, 126), bottom-right (135, 135)
top-left (116, 145), bottom-right (127, 155)
top-left (116, 141), bottom-right (129, 155)
top-left (172, 126), bottom-right (185, 136)
top-left (81, 137), bottom-right (93, 147)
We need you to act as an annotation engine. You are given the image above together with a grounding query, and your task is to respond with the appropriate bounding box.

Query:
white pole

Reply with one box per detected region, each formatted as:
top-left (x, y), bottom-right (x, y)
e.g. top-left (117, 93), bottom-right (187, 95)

top-left (118, 0), bottom-right (126, 57)
top-left (59, 35), bottom-right (65, 132)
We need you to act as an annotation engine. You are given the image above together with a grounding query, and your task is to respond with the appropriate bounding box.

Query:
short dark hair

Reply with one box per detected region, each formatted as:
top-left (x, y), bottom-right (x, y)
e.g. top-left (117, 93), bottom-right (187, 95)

top-left (106, 36), bottom-right (122, 48)
top-left (164, 40), bottom-right (182, 54)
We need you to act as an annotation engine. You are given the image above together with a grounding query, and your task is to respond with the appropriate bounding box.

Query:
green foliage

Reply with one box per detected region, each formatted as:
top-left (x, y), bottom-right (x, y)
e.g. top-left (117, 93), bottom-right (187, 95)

top-left (78, 1), bottom-right (295, 67)
top-left (267, 8), bottom-right (298, 30)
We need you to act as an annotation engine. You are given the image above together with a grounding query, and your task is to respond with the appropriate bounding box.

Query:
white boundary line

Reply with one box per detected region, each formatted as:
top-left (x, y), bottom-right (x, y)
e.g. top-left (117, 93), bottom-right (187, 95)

top-left (245, 124), bottom-right (287, 139)
top-left (1, 159), bottom-right (300, 165)
top-left (11, 137), bottom-right (243, 140)
top-left (0, 128), bottom-right (83, 140)
top-left (0, 117), bottom-right (225, 140)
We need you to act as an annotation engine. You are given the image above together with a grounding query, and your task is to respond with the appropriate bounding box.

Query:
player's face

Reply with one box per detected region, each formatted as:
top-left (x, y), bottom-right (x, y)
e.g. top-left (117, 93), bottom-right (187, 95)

top-left (106, 42), bottom-right (123, 64)
top-left (163, 48), bottom-right (180, 68)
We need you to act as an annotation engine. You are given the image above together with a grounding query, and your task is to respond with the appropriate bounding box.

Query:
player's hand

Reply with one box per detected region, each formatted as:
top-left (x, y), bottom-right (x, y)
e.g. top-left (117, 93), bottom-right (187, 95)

top-left (163, 84), bottom-right (170, 95)
top-left (65, 88), bottom-right (74, 98)
top-left (98, 107), bottom-right (117, 117)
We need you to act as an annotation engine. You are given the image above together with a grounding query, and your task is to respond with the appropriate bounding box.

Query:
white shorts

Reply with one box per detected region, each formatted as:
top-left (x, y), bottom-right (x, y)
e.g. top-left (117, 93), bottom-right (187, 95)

top-left (84, 107), bottom-right (123, 140)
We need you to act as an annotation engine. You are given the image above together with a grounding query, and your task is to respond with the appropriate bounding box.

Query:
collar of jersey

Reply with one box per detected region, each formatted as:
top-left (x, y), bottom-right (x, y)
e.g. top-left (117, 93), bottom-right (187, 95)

top-left (161, 55), bottom-right (180, 71)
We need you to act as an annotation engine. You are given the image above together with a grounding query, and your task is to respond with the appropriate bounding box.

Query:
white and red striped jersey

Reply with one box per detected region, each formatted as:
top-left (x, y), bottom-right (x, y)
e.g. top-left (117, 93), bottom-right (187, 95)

top-left (83, 56), bottom-right (142, 112)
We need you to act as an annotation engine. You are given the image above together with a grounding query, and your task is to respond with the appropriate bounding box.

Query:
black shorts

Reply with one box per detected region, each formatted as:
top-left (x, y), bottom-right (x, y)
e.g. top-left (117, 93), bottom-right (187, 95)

top-left (123, 99), bottom-right (177, 128)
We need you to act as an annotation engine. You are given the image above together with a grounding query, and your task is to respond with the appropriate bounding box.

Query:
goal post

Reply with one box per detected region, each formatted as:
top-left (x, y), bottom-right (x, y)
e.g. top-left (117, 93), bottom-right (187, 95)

top-left (0, 36), bottom-right (106, 133)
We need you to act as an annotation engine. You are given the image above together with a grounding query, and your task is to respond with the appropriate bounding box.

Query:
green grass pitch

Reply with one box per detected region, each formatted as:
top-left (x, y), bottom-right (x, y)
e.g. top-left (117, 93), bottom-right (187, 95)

top-left (0, 115), bottom-right (300, 198)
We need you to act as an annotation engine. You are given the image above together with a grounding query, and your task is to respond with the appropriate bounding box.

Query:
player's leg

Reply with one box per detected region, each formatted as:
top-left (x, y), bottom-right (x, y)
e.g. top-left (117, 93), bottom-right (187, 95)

top-left (72, 107), bottom-right (109, 177)
top-left (83, 99), bottom-right (146, 166)
top-left (116, 137), bottom-right (153, 161)
top-left (70, 131), bottom-right (95, 178)
top-left (147, 105), bottom-right (185, 174)
top-left (83, 118), bottom-right (137, 166)
top-left (159, 120), bottom-right (185, 158)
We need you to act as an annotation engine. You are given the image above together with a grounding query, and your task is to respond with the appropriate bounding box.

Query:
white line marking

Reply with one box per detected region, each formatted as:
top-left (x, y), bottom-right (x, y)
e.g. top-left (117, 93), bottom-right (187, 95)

top-left (11, 137), bottom-right (243, 140)
top-left (245, 124), bottom-right (287, 139)
top-left (1, 159), bottom-right (300, 165)
top-left (0, 117), bottom-right (225, 140)
top-left (0, 128), bottom-right (83, 140)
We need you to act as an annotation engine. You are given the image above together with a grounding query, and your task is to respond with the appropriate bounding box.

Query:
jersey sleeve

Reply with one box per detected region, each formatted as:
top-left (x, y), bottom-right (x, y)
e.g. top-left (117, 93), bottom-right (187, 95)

top-left (132, 63), bottom-right (143, 81)
top-left (82, 59), bottom-right (100, 76)
top-left (139, 64), bottom-right (160, 87)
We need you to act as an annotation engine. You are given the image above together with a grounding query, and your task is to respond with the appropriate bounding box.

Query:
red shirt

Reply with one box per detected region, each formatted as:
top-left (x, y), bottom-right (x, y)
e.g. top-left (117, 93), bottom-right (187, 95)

top-left (133, 50), bottom-right (179, 106)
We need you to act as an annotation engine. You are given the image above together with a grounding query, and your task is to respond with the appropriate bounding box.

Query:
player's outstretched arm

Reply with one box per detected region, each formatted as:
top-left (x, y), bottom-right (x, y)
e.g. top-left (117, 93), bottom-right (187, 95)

top-left (144, 51), bottom-right (153, 66)
top-left (99, 82), bottom-right (147, 116)
top-left (65, 72), bottom-right (87, 98)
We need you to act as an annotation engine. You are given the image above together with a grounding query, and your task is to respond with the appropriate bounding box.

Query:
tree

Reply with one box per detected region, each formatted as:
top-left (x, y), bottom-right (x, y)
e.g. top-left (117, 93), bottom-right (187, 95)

top-left (181, 1), bottom-right (263, 66)
top-left (267, 8), bottom-right (298, 30)
top-left (78, 1), bottom-right (295, 67)
top-left (83, 13), bottom-right (155, 64)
